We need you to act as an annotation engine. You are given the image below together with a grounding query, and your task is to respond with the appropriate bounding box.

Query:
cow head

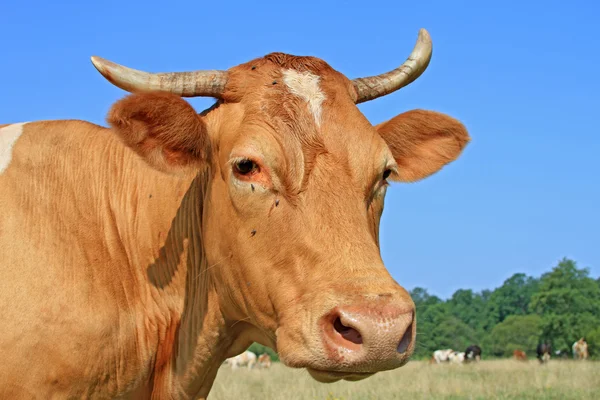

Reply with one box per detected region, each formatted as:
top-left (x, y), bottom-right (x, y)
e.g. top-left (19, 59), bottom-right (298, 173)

top-left (94, 29), bottom-right (470, 382)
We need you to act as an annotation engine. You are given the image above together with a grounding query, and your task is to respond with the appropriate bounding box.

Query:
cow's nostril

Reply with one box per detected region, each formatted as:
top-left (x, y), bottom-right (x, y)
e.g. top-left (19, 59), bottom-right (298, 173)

top-left (397, 322), bottom-right (412, 353)
top-left (333, 317), bottom-right (363, 345)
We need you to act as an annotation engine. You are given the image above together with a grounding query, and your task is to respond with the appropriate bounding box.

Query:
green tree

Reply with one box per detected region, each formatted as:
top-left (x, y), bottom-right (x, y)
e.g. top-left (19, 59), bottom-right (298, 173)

top-left (447, 289), bottom-right (489, 334)
top-left (530, 258), bottom-right (600, 350)
top-left (411, 287), bottom-right (442, 311)
top-left (585, 327), bottom-right (600, 359)
top-left (480, 289), bottom-right (492, 303)
top-left (413, 299), bottom-right (479, 358)
top-left (412, 289), bottom-right (447, 358)
top-left (247, 343), bottom-right (279, 361)
top-left (427, 317), bottom-right (479, 352)
top-left (483, 314), bottom-right (543, 357)
top-left (410, 258), bottom-right (599, 360)
top-left (485, 273), bottom-right (539, 330)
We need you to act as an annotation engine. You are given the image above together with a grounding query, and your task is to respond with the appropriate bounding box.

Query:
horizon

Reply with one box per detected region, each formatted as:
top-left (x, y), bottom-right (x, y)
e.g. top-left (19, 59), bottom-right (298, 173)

top-left (2, 0), bottom-right (598, 299)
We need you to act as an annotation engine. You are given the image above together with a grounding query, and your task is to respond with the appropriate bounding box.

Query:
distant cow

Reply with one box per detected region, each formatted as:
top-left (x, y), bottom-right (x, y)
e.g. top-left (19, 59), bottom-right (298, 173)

top-left (257, 353), bottom-right (272, 369)
top-left (537, 342), bottom-right (552, 364)
top-left (449, 351), bottom-right (466, 364)
top-left (555, 349), bottom-right (569, 359)
top-left (572, 338), bottom-right (589, 360)
top-left (432, 349), bottom-right (454, 364)
top-left (513, 349), bottom-right (527, 361)
top-left (224, 351), bottom-right (257, 370)
top-left (465, 345), bottom-right (482, 362)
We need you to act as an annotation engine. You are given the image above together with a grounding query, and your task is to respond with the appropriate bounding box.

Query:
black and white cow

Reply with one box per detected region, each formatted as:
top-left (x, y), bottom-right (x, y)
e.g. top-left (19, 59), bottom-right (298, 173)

top-left (537, 342), bottom-right (552, 364)
top-left (464, 345), bottom-right (482, 363)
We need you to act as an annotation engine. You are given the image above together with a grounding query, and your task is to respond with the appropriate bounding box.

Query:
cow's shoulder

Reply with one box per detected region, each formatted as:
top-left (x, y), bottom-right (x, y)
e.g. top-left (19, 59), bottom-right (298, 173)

top-left (1, 119), bottom-right (110, 174)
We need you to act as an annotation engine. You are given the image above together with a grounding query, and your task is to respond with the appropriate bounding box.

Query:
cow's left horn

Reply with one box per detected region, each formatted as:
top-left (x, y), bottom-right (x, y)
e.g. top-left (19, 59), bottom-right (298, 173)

top-left (352, 29), bottom-right (433, 104)
top-left (90, 56), bottom-right (229, 98)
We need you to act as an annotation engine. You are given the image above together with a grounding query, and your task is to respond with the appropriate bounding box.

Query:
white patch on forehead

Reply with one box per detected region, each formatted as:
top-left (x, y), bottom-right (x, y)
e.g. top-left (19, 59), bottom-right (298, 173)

top-left (0, 123), bottom-right (27, 174)
top-left (282, 69), bottom-right (326, 126)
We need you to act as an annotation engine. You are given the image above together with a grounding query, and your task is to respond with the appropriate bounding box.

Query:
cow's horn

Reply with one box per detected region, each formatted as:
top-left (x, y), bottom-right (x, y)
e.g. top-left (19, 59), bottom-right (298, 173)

top-left (352, 29), bottom-right (433, 104)
top-left (90, 56), bottom-right (229, 98)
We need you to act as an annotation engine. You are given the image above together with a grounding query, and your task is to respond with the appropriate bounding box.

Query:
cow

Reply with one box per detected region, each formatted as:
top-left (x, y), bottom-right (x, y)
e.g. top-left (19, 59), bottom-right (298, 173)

top-left (257, 353), bottom-right (272, 369)
top-left (432, 349), bottom-right (454, 364)
top-left (513, 349), bottom-right (527, 361)
top-left (0, 28), bottom-right (470, 398)
top-left (537, 342), bottom-right (552, 364)
top-left (224, 351), bottom-right (257, 370)
top-left (448, 351), bottom-right (465, 364)
top-left (572, 338), bottom-right (589, 360)
top-left (555, 349), bottom-right (569, 359)
top-left (464, 345), bottom-right (482, 363)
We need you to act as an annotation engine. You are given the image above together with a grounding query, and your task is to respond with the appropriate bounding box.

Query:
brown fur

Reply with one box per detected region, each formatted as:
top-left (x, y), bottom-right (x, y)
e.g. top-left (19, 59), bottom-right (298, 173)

top-left (0, 50), bottom-right (470, 399)
top-left (108, 91), bottom-right (211, 173)
top-left (573, 338), bottom-right (589, 360)
top-left (513, 349), bottom-right (528, 361)
top-left (222, 53), bottom-right (347, 196)
top-left (376, 110), bottom-right (470, 182)
top-left (262, 52), bottom-right (336, 74)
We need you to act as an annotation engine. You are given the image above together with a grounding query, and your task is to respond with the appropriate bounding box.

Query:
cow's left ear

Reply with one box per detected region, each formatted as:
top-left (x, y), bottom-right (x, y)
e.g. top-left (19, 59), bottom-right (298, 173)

top-left (376, 109), bottom-right (470, 182)
top-left (107, 92), bottom-right (211, 174)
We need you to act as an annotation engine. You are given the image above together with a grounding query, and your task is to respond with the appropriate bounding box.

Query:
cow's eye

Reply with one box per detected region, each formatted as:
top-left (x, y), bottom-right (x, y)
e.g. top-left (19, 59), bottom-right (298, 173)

top-left (234, 159), bottom-right (259, 176)
top-left (382, 169), bottom-right (392, 181)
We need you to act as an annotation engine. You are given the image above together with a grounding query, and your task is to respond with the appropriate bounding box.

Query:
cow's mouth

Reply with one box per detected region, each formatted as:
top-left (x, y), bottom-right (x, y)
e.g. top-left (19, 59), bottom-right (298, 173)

top-left (306, 367), bottom-right (375, 383)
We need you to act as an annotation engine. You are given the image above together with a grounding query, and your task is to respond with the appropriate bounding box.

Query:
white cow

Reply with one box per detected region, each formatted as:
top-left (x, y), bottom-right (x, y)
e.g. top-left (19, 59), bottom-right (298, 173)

top-left (432, 349), bottom-right (454, 364)
top-left (449, 351), bottom-right (466, 364)
top-left (224, 351), bottom-right (257, 370)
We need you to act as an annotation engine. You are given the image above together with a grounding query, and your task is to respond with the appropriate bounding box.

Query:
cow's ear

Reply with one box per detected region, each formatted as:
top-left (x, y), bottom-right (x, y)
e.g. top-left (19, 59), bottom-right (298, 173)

top-left (107, 92), bottom-right (211, 174)
top-left (376, 109), bottom-right (470, 182)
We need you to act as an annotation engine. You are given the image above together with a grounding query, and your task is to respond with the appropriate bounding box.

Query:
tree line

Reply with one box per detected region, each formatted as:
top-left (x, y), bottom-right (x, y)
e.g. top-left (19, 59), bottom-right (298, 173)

top-left (412, 257), bottom-right (600, 359)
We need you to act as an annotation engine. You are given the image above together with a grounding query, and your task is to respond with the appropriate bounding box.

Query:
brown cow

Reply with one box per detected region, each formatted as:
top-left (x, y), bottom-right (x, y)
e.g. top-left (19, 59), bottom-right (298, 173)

top-left (513, 349), bottom-right (527, 361)
top-left (0, 29), bottom-right (470, 398)
top-left (572, 338), bottom-right (589, 360)
top-left (257, 353), bottom-right (272, 369)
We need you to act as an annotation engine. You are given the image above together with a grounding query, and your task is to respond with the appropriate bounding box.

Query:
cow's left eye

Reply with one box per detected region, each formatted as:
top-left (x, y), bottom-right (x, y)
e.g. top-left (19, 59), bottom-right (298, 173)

top-left (382, 169), bottom-right (392, 180)
top-left (234, 159), bottom-right (259, 176)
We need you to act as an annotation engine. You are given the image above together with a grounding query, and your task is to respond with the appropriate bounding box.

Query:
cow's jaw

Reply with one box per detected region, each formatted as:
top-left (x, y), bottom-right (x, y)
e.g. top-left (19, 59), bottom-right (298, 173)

top-left (139, 171), bottom-right (266, 399)
top-left (306, 369), bottom-right (375, 383)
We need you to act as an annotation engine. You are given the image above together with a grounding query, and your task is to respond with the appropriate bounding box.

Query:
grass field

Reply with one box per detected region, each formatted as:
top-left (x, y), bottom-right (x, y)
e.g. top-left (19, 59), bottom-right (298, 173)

top-left (210, 359), bottom-right (600, 399)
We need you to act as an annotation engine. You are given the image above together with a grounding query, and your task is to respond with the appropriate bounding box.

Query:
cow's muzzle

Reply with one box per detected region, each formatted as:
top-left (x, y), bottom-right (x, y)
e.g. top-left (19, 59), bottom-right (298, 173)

top-left (317, 300), bottom-right (415, 374)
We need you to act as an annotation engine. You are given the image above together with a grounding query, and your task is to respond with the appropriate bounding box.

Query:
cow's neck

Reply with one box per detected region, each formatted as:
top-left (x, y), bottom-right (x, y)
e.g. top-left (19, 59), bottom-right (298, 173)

top-left (138, 168), bottom-right (234, 399)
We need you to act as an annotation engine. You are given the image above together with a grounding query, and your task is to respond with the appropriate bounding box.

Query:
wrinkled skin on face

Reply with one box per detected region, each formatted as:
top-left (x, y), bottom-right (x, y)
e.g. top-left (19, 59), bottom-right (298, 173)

top-left (107, 53), bottom-right (470, 383)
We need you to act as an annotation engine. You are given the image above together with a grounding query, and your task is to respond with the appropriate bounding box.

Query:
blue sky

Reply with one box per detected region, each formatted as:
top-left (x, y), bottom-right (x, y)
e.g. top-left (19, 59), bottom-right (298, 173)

top-left (2, 1), bottom-right (598, 298)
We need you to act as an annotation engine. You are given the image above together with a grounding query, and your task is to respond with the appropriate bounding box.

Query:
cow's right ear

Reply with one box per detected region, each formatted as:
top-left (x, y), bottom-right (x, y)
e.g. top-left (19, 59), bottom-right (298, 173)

top-left (107, 92), bottom-right (211, 174)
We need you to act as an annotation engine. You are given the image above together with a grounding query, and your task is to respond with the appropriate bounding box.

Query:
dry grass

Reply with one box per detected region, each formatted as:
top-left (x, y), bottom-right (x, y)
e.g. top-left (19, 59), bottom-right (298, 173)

top-left (210, 359), bottom-right (600, 399)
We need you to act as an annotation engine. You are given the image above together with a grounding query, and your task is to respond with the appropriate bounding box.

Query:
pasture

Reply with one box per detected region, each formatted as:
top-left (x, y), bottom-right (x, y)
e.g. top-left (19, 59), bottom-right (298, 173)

top-left (211, 360), bottom-right (600, 399)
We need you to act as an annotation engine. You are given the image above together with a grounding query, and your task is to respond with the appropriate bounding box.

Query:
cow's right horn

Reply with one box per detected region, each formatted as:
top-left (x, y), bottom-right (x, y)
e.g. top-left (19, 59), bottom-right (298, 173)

top-left (91, 56), bottom-right (229, 98)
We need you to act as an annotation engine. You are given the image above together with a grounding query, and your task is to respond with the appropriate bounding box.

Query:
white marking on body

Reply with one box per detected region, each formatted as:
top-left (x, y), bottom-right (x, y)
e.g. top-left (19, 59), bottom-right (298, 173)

top-left (0, 123), bottom-right (27, 174)
top-left (282, 69), bottom-right (326, 126)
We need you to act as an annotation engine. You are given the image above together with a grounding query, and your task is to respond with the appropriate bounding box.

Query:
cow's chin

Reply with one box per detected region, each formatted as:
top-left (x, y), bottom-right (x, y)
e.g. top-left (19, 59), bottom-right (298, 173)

top-left (275, 320), bottom-right (393, 383)
top-left (306, 368), bottom-right (375, 383)
top-left (277, 349), bottom-right (378, 383)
